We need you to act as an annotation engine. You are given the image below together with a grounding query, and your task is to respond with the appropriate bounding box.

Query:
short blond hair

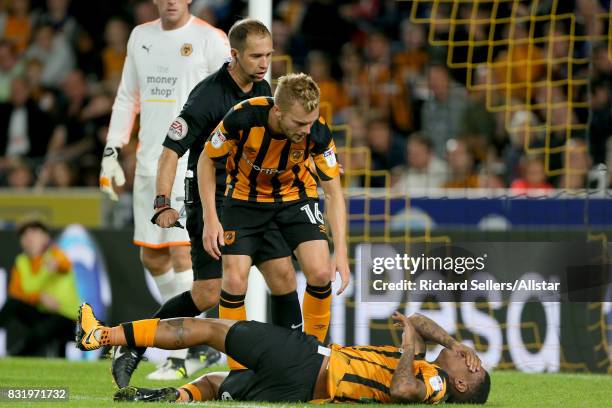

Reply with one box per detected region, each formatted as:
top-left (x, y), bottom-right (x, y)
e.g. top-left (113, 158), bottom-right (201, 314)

top-left (274, 73), bottom-right (320, 113)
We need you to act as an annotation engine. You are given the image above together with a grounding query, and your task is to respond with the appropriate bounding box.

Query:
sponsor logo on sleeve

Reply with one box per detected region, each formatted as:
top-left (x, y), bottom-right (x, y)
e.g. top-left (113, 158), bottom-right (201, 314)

top-left (168, 117), bottom-right (188, 141)
top-left (429, 375), bottom-right (444, 392)
top-left (211, 129), bottom-right (226, 148)
top-left (323, 148), bottom-right (337, 167)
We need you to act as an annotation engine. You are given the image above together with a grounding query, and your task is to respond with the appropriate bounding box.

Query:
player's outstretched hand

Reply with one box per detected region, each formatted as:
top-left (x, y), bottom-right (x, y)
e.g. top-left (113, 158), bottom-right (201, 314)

top-left (451, 342), bottom-right (482, 373)
top-left (330, 252), bottom-right (350, 295)
top-left (392, 311), bottom-right (417, 346)
top-left (203, 216), bottom-right (224, 260)
top-left (100, 147), bottom-right (125, 201)
top-left (154, 207), bottom-right (180, 228)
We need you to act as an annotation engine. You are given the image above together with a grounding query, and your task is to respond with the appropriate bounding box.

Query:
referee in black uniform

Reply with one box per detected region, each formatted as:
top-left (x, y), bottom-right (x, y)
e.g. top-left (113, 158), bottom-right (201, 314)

top-left (110, 18), bottom-right (303, 388)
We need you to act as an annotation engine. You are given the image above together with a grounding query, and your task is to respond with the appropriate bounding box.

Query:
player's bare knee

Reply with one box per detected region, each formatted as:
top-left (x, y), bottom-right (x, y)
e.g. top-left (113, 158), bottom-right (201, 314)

top-left (140, 247), bottom-right (171, 275)
top-left (169, 245), bottom-right (192, 271)
top-left (222, 273), bottom-right (248, 294)
top-left (191, 281), bottom-right (221, 311)
top-left (305, 269), bottom-right (331, 286)
top-left (259, 257), bottom-right (296, 294)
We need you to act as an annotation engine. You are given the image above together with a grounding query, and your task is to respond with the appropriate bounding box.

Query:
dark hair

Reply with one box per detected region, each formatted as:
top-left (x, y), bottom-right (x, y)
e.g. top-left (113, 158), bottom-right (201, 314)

top-left (464, 370), bottom-right (491, 404)
top-left (409, 132), bottom-right (433, 151)
top-left (17, 218), bottom-right (49, 237)
top-left (228, 18), bottom-right (271, 52)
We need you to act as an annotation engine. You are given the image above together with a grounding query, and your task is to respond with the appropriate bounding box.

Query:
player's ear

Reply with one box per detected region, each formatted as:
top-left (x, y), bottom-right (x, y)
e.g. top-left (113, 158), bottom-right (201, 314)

top-left (230, 47), bottom-right (239, 60)
top-left (454, 377), bottom-right (468, 393)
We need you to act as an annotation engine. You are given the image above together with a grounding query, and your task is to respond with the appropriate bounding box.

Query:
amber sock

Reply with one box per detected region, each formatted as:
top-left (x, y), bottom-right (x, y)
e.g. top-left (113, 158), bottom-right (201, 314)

top-left (179, 383), bottom-right (202, 401)
top-left (219, 290), bottom-right (246, 370)
top-left (120, 319), bottom-right (160, 348)
top-left (303, 282), bottom-right (332, 342)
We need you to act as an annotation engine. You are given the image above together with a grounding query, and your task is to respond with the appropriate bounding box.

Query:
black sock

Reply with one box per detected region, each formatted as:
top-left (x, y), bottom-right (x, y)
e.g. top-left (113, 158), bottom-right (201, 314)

top-left (153, 291), bottom-right (201, 319)
top-left (270, 290), bottom-right (303, 330)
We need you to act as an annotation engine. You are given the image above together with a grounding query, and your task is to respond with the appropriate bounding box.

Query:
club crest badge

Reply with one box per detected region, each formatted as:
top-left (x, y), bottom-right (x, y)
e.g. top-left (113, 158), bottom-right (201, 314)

top-left (180, 43), bottom-right (193, 56)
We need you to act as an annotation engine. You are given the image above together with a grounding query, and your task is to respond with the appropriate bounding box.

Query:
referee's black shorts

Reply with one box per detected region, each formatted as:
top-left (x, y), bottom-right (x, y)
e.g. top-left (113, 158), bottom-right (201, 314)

top-left (186, 201), bottom-right (293, 280)
top-left (218, 321), bottom-right (325, 402)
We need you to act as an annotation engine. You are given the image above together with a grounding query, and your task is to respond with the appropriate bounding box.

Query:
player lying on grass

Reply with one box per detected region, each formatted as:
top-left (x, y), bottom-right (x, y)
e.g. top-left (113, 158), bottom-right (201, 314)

top-left (76, 303), bottom-right (490, 404)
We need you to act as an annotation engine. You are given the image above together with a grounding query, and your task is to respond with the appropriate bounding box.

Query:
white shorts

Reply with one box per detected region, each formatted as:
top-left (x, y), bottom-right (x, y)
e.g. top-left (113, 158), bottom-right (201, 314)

top-left (133, 174), bottom-right (190, 248)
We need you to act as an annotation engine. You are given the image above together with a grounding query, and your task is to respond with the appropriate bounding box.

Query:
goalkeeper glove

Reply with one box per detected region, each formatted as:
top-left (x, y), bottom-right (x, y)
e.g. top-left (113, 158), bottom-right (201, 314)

top-left (100, 146), bottom-right (125, 201)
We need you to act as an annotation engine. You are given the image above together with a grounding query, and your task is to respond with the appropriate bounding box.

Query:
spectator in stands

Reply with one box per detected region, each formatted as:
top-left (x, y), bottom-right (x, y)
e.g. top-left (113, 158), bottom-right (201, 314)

top-left (460, 66), bottom-right (498, 163)
top-left (443, 138), bottom-right (479, 188)
top-left (364, 115), bottom-right (405, 188)
top-left (558, 138), bottom-right (594, 189)
top-left (0, 76), bottom-right (54, 169)
top-left (3, 0), bottom-right (34, 54)
top-left (306, 50), bottom-right (349, 121)
top-left (510, 155), bottom-right (553, 194)
top-left (502, 110), bottom-right (543, 185)
top-left (392, 19), bottom-right (428, 84)
top-left (0, 39), bottom-right (25, 102)
top-left (0, 219), bottom-right (80, 356)
top-left (24, 58), bottom-right (56, 113)
top-left (339, 44), bottom-right (369, 110)
top-left (5, 158), bottom-right (34, 188)
top-left (393, 132), bottom-right (448, 193)
top-left (45, 70), bottom-right (99, 165)
top-left (24, 23), bottom-right (75, 88)
top-left (421, 64), bottom-right (468, 158)
top-left (102, 17), bottom-right (129, 83)
top-left (493, 22), bottom-right (545, 102)
top-left (35, 160), bottom-right (76, 188)
top-left (36, 0), bottom-right (80, 45)
top-left (364, 30), bottom-right (412, 132)
top-left (74, 29), bottom-right (103, 82)
top-left (589, 78), bottom-right (612, 165)
top-left (592, 42), bottom-right (612, 86)
top-left (133, 0), bottom-right (159, 25)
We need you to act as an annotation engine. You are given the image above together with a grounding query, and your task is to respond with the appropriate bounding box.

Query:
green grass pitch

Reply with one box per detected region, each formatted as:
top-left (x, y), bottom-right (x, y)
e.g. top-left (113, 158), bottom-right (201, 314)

top-left (0, 357), bottom-right (610, 407)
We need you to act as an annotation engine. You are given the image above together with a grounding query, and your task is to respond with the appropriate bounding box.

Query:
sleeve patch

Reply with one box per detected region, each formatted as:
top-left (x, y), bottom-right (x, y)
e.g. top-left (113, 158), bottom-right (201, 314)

top-left (429, 375), bottom-right (444, 392)
top-left (324, 148), bottom-right (337, 167)
top-left (168, 117), bottom-right (188, 141)
top-left (211, 128), bottom-right (226, 148)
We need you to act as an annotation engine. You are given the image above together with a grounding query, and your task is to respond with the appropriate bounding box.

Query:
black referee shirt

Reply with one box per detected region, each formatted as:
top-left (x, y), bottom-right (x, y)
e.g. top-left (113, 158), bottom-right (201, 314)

top-left (162, 61), bottom-right (272, 201)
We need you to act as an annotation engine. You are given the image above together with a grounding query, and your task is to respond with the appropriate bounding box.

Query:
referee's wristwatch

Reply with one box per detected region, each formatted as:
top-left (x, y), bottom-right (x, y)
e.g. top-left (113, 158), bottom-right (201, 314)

top-left (151, 195), bottom-right (184, 229)
top-left (153, 195), bottom-right (171, 210)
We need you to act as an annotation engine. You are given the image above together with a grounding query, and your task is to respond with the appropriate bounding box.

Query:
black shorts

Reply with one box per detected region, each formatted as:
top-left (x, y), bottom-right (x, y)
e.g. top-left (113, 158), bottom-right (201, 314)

top-left (220, 198), bottom-right (327, 258)
top-left (186, 201), bottom-right (292, 280)
top-left (218, 321), bottom-right (325, 402)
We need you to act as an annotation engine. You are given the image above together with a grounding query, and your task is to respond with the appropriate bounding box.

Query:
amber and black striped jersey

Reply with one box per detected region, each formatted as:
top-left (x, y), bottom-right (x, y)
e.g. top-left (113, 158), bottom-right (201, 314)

top-left (162, 62), bottom-right (272, 201)
top-left (321, 344), bottom-right (449, 404)
top-left (204, 96), bottom-right (340, 203)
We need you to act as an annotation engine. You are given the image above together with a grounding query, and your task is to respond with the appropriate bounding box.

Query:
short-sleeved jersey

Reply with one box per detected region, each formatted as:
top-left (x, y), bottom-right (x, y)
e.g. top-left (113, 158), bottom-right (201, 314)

top-left (106, 16), bottom-right (230, 177)
top-left (323, 344), bottom-right (449, 404)
top-left (204, 96), bottom-right (340, 203)
top-left (162, 62), bottom-right (272, 201)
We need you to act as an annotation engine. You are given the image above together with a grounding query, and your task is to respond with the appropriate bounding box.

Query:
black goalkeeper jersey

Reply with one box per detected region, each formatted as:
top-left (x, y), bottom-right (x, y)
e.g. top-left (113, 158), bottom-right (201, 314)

top-left (162, 61), bottom-right (272, 201)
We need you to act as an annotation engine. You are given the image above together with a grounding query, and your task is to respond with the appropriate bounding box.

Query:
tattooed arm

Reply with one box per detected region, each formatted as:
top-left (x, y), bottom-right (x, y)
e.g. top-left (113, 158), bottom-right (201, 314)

top-left (389, 312), bottom-right (427, 402)
top-left (408, 313), bottom-right (482, 372)
top-left (408, 313), bottom-right (457, 349)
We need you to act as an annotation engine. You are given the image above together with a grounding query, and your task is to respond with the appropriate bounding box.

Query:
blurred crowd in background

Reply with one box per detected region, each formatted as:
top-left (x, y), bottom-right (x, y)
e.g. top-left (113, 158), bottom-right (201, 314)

top-left (1, 0), bottom-right (611, 195)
